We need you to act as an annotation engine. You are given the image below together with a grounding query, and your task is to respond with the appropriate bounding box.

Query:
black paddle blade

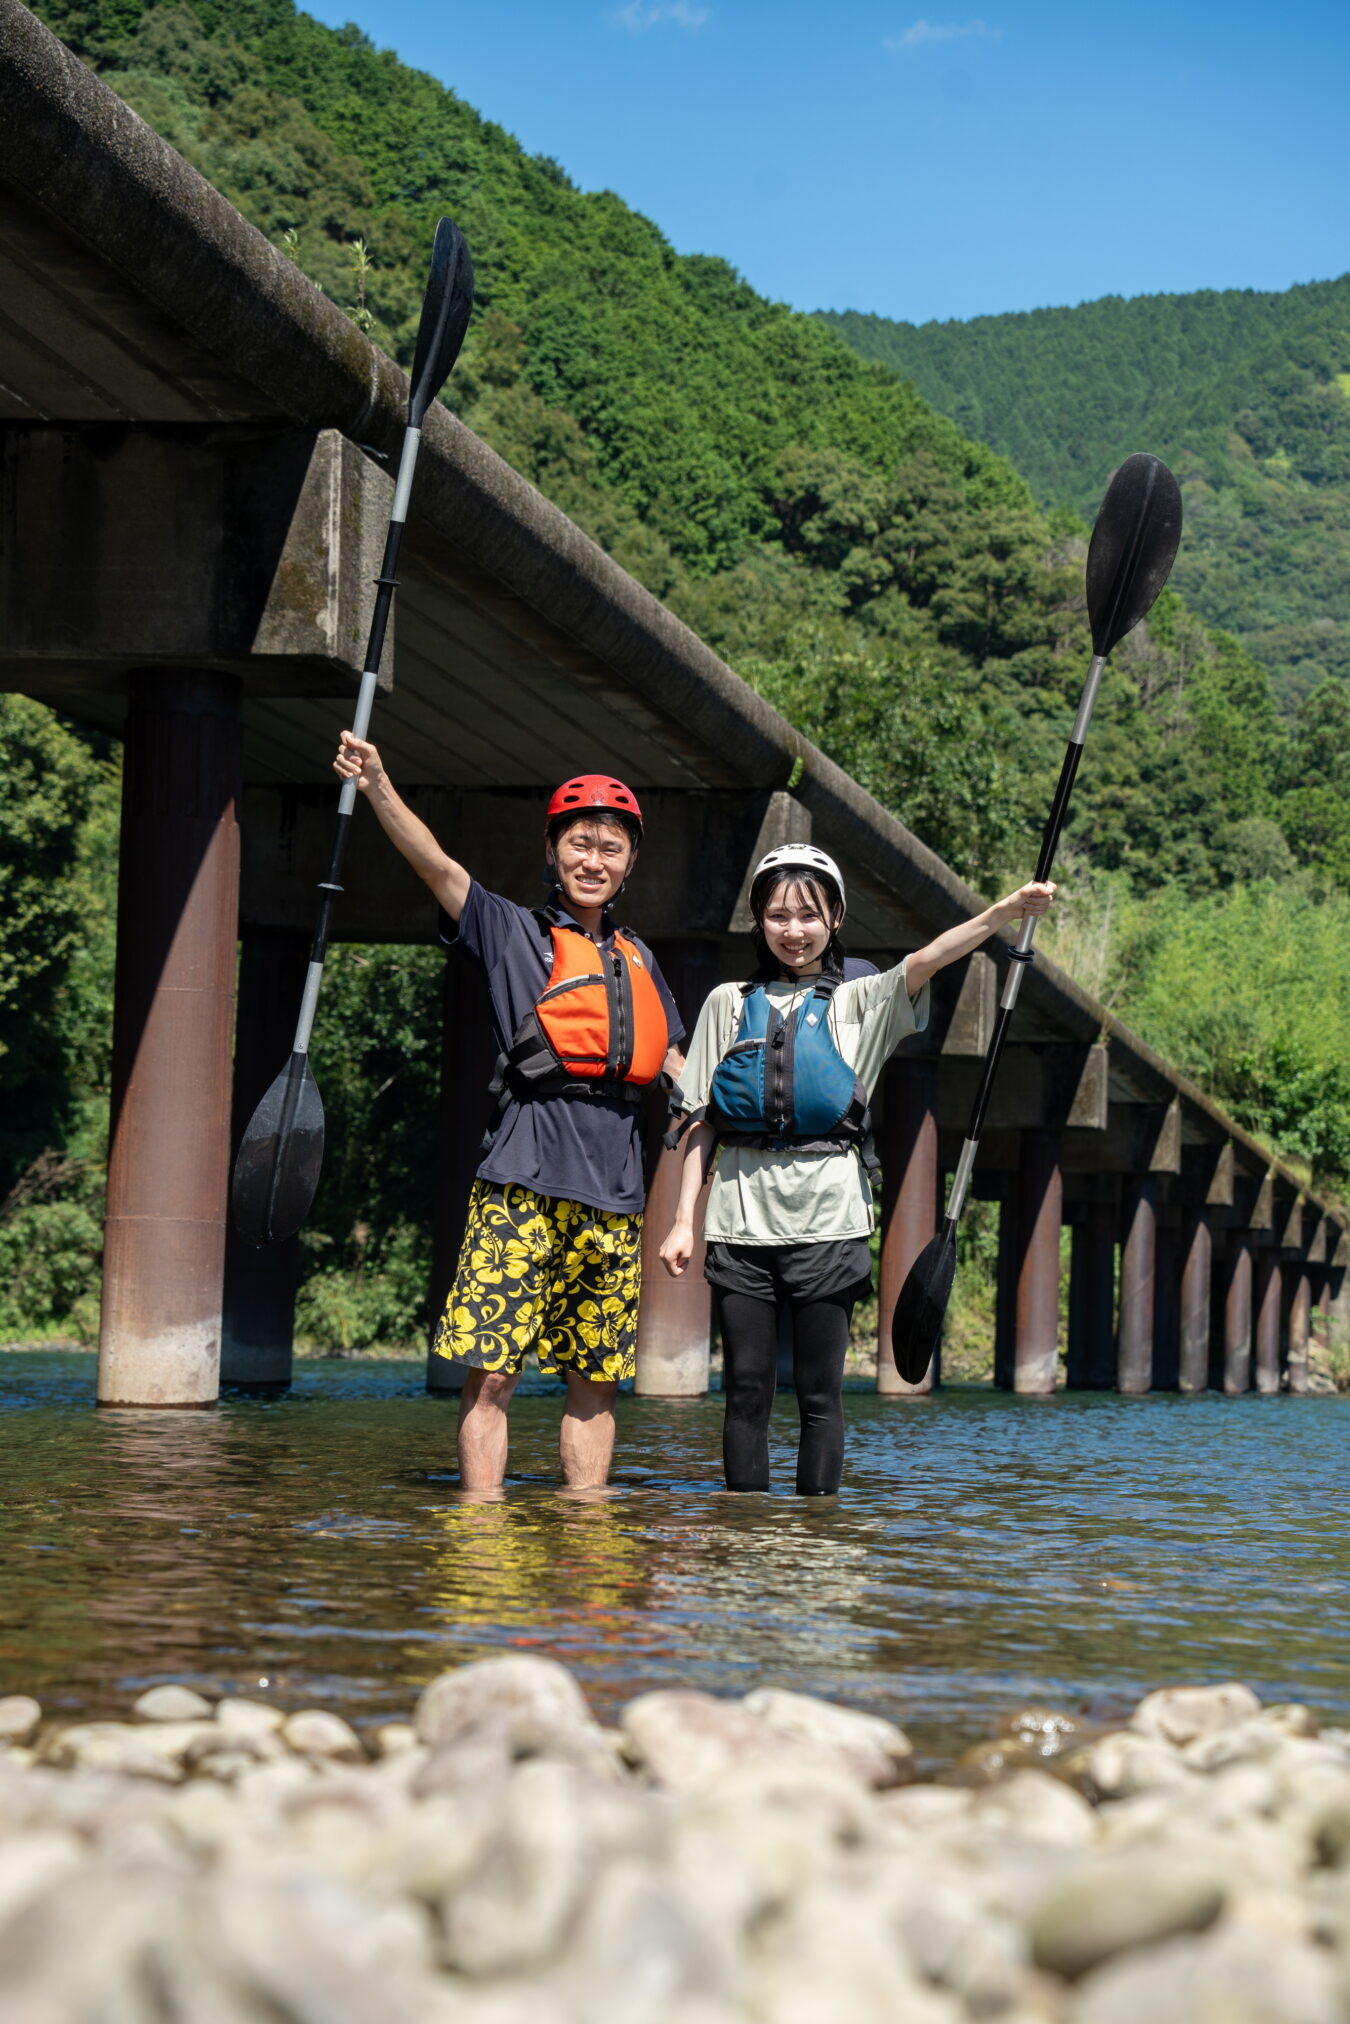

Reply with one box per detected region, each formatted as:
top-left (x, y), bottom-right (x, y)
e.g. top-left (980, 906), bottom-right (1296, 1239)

top-left (890, 1227), bottom-right (956, 1383)
top-left (1087, 452), bottom-right (1183, 658)
top-left (407, 216), bottom-right (475, 428)
top-left (231, 1053), bottom-right (325, 1248)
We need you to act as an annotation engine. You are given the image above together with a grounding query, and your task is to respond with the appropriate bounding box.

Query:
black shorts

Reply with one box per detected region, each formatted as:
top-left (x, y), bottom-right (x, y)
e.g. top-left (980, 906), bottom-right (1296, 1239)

top-left (704, 1237), bottom-right (872, 1308)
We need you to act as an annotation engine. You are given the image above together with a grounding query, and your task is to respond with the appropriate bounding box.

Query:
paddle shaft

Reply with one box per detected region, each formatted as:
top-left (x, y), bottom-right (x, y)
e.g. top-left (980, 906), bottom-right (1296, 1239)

top-left (942, 650), bottom-right (1107, 1228)
top-left (288, 425), bottom-right (422, 1059)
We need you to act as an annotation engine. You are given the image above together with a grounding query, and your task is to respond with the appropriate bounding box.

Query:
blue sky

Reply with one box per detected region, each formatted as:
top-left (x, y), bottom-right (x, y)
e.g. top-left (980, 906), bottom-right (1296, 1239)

top-left (306, 0), bottom-right (1349, 325)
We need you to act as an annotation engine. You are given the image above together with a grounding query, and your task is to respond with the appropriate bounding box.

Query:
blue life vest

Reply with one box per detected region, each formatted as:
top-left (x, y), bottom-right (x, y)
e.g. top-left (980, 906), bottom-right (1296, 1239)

top-left (705, 975), bottom-right (876, 1169)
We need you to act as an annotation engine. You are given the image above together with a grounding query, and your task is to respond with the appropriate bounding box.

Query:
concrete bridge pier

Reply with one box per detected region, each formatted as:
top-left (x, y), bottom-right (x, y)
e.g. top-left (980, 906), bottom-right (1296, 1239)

top-left (98, 671), bottom-right (241, 1408)
top-left (221, 927), bottom-right (310, 1385)
top-left (1117, 1175), bottom-right (1158, 1394)
top-left (1287, 1263), bottom-right (1312, 1393)
top-left (635, 940), bottom-right (719, 1397)
top-left (1012, 1129), bottom-right (1062, 1394)
top-left (1223, 1233), bottom-right (1254, 1394)
top-left (1152, 1207), bottom-right (1182, 1390)
top-left (1066, 1195), bottom-right (1116, 1388)
top-left (877, 1057), bottom-right (940, 1397)
top-left (1254, 1251), bottom-right (1282, 1395)
top-left (1178, 1209), bottom-right (1213, 1392)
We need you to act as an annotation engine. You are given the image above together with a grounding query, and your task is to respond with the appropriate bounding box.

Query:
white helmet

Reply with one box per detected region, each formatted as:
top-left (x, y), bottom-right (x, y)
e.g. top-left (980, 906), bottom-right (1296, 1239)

top-left (751, 843), bottom-right (847, 921)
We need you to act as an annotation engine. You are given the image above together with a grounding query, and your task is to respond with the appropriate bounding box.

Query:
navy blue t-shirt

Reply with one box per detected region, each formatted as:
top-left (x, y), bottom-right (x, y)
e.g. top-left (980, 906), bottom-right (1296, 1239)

top-left (440, 884), bottom-right (685, 1218)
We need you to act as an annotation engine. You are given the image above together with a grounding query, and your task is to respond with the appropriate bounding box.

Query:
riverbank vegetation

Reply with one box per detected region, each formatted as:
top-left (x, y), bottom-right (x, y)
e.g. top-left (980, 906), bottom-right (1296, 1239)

top-left (5, 0), bottom-right (1350, 1345)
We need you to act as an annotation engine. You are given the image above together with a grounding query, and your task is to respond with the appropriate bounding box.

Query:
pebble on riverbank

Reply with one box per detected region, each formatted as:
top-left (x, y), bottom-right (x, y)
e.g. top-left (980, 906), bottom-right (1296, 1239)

top-left (2, 1662), bottom-right (1349, 2023)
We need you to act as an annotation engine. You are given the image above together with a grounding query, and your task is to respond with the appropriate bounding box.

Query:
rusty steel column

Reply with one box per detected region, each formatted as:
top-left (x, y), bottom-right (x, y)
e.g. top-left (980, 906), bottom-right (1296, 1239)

top-left (1067, 1200), bottom-right (1116, 1388)
top-left (1117, 1175), bottom-right (1157, 1394)
top-left (1152, 1216), bottom-right (1181, 1390)
top-left (98, 671), bottom-right (242, 1408)
top-left (877, 1057), bottom-right (940, 1397)
top-left (1223, 1234), bottom-right (1253, 1394)
top-left (635, 940), bottom-right (719, 1397)
top-left (1013, 1128), bottom-right (1062, 1395)
top-left (221, 928), bottom-right (310, 1385)
top-left (426, 948), bottom-right (498, 1394)
top-left (994, 1193), bottom-right (1016, 1390)
top-left (1310, 1266), bottom-right (1331, 1363)
top-left (1287, 1265), bottom-right (1312, 1394)
top-left (1253, 1251), bottom-right (1281, 1396)
top-left (1179, 1208), bottom-right (1212, 1393)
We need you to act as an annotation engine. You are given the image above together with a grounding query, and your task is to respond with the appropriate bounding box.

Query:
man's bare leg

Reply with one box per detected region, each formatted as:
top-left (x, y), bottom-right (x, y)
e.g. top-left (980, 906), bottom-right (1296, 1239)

top-left (560, 1372), bottom-right (618, 1488)
top-left (457, 1368), bottom-right (520, 1490)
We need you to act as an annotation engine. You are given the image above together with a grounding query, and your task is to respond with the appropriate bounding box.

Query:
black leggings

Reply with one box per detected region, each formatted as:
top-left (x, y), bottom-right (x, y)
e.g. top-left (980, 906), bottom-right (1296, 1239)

top-left (715, 1291), bottom-right (851, 1495)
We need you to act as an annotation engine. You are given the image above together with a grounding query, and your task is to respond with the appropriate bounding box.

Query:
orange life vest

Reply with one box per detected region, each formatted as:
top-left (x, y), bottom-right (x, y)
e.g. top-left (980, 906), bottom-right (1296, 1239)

top-left (499, 924), bottom-right (670, 1099)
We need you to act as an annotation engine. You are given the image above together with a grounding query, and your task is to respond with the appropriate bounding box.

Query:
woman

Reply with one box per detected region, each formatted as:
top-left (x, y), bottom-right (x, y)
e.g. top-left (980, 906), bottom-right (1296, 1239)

top-left (659, 845), bottom-right (1054, 1495)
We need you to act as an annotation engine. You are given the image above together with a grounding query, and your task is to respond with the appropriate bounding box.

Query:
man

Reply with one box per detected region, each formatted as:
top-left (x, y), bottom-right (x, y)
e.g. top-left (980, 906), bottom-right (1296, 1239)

top-left (333, 734), bottom-right (684, 1490)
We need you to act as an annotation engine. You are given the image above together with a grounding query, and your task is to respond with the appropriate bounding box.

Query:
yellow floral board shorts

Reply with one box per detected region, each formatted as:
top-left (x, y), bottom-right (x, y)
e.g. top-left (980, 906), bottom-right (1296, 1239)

top-left (433, 1180), bottom-right (643, 1382)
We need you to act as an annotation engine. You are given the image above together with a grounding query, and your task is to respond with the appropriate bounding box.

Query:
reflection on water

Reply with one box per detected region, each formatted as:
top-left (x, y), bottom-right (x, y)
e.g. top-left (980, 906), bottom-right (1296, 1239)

top-left (2, 1351), bottom-right (1347, 1766)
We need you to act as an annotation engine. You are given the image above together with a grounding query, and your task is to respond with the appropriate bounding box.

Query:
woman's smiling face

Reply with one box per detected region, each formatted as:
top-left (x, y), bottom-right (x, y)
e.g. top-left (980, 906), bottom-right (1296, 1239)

top-left (758, 876), bottom-right (837, 976)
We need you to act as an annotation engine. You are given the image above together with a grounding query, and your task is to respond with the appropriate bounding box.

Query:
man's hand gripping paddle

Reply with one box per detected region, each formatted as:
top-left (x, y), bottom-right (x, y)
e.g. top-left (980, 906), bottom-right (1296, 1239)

top-left (890, 453), bottom-right (1183, 1383)
top-left (231, 217), bottom-right (474, 1247)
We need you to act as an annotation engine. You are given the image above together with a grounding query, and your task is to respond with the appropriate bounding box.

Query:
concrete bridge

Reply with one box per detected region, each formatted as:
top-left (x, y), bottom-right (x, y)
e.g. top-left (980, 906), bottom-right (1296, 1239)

top-left (2, 0), bottom-right (1343, 1406)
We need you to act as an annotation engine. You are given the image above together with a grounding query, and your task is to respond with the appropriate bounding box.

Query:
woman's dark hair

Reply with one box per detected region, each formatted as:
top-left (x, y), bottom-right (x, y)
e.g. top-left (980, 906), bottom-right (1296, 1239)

top-left (748, 869), bottom-right (846, 980)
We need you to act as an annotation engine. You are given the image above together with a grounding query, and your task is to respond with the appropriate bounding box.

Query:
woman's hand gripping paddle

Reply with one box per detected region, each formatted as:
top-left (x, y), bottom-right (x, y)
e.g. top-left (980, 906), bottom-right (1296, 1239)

top-left (231, 218), bottom-right (474, 1247)
top-left (889, 453), bottom-right (1183, 1382)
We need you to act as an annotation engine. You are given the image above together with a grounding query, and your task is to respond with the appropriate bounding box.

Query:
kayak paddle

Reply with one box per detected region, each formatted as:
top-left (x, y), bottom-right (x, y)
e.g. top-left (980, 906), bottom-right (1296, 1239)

top-left (232, 216), bottom-right (475, 1247)
top-left (890, 452), bottom-right (1183, 1382)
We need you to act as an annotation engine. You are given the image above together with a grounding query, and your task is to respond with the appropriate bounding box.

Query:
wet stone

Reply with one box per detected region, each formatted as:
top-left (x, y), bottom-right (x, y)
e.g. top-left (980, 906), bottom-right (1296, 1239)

top-left (1131, 1681), bottom-right (1262, 1747)
top-left (968, 1768), bottom-right (1097, 1846)
top-left (281, 1710), bottom-right (365, 1761)
top-left (998, 1704), bottom-right (1084, 1756)
top-left (415, 1655), bottom-right (597, 1756)
top-left (133, 1685), bottom-right (213, 1723)
top-left (0, 1698), bottom-right (42, 1747)
top-left (215, 1698), bottom-right (285, 1742)
top-left (1029, 1853), bottom-right (1227, 1979)
top-left (740, 1685), bottom-right (914, 1788)
top-left (621, 1690), bottom-right (802, 1794)
top-left (942, 1737), bottom-right (1043, 1786)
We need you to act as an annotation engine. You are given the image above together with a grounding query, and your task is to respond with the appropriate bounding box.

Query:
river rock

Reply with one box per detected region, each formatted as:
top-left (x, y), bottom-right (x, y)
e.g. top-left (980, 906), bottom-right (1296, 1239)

top-left (132, 1684), bottom-right (213, 1722)
top-left (998, 1704), bottom-right (1084, 1756)
top-left (890, 1871), bottom-right (1028, 2010)
top-left (877, 1783), bottom-right (973, 1833)
top-left (621, 1690), bottom-right (812, 1795)
top-left (1076, 1729), bottom-right (1193, 1801)
top-left (215, 1697), bottom-right (286, 1742)
top-left (1131, 1681), bottom-right (1262, 1746)
top-left (748, 1876), bottom-right (962, 2024)
top-left (1261, 1703), bottom-right (1320, 1739)
top-left (281, 1709), bottom-right (365, 1761)
top-left (39, 1721), bottom-right (215, 1782)
top-left (740, 1686), bottom-right (914, 1788)
top-left (1069, 1921), bottom-right (1343, 2024)
top-left (943, 1737), bottom-right (1043, 1786)
top-left (415, 1655), bottom-right (596, 1755)
top-left (0, 1697), bottom-right (42, 1747)
top-left (441, 1757), bottom-right (621, 1976)
top-left (375, 1722), bottom-right (417, 1756)
top-left (1029, 1852), bottom-right (1227, 1979)
top-left (555, 1852), bottom-right (737, 2023)
top-left (0, 1829), bottom-right (86, 1929)
top-left (969, 1767), bottom-right (1097, 1846)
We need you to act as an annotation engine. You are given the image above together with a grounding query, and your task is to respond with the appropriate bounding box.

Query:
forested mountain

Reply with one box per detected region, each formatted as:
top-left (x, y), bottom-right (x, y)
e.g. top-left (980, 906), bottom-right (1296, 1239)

top-left (6, 0), bottom-right (1350, 1347)
top-left (822, 280), bottom-right (1350, 710)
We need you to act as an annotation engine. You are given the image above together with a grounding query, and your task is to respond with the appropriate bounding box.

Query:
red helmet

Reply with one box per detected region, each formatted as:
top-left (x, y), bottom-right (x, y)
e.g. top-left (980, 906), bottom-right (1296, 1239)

top-left (546, 774), bottom-right (644, 837)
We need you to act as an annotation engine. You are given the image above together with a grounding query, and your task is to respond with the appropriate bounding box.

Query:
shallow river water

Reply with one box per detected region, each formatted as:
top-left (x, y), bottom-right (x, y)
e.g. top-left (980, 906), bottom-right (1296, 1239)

top-left (2, 1350), bottom-right (1346, 1768)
